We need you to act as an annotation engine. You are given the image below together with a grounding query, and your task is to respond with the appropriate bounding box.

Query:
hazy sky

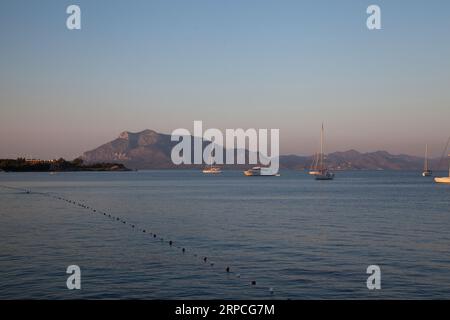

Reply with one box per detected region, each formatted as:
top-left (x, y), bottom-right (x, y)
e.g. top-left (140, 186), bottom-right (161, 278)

top-left (1, 0), bottom-right (449, 159)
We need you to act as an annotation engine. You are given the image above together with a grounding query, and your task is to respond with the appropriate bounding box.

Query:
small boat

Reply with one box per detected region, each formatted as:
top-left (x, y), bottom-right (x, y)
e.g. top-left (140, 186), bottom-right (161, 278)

top-left (434, 154), bottom-right (450, 184)
top-left (314, 123), bottom-right (334, 181)
top-left (243, 166), bottom-right (279, 176)
top-left (422, 144), bottom-right (432, 177)
top-left (202, 166), bottom-right (222, 174)
top-left (202, 158), bottom-right (222, 174)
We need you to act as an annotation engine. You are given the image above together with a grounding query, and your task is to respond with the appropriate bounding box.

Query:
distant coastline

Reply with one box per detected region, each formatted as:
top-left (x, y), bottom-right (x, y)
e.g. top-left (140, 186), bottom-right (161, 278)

top-left (0, 158), bottom-right (130, 172)
top-left (79, 129), bottom-right (448, 171)
top-left (2, 130), bottom-right (448, 172)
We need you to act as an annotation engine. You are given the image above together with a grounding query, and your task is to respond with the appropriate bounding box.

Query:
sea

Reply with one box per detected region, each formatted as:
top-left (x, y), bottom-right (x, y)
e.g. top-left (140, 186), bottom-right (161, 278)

top-left (0, 170), bottom-right (449, 299)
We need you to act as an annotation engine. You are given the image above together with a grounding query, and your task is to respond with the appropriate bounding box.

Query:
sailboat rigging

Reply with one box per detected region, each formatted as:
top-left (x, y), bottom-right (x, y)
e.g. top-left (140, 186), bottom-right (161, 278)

top-left (422, 144), bottom-right (432, 177)
top-left (314, 123), bottom-right (334, 181)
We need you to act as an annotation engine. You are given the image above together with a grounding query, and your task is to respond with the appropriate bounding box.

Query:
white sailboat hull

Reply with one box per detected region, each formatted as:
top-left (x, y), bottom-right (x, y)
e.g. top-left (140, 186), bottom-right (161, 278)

top-left (202, 169), bottom-right (221, 174)
top-left (434, 177), bottom-right (450, 184)
top-left (434, 152), bottom-right (450, 183)
top-left (315, 171), bottom-right (334, 180)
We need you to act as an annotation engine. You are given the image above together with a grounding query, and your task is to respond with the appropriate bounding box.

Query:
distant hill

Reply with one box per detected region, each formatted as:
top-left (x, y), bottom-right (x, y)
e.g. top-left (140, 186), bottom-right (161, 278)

top-left (82, 129), bottom-right (256, 169)
top-left (281, 150), bottom-right (440, 171)
top-left (82, 130), bottom-right (181, 169)
top-left (82, 129), bottom-right (445, 170)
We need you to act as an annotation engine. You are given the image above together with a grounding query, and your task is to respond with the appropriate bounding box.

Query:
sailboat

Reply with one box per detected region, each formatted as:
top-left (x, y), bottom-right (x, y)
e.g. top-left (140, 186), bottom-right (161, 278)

top-left (309, 153), bottom-right (320, 175)
top-left (434, 154), bottom-right (450, 184)
top-left (422, 144), bottom-right (433, 177)
top-left (202, 157), bottom-right (222, 174)
top-left (314, 123), bottom-right (334, 181)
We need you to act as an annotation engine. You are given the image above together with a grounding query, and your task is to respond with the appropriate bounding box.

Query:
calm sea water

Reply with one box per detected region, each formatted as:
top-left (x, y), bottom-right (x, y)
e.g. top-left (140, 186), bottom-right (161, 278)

top-left (0, 170), bottom-right (449, 299)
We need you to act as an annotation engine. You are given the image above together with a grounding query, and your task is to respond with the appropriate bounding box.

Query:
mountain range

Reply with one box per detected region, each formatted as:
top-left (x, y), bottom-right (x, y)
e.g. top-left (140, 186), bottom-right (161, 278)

top-left (81, 129), bottom-right (447, 170)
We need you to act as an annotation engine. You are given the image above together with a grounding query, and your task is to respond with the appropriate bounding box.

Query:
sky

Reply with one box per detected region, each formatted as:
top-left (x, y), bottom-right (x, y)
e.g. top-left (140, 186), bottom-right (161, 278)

top-left (1, 0), bottom-right (449, 159)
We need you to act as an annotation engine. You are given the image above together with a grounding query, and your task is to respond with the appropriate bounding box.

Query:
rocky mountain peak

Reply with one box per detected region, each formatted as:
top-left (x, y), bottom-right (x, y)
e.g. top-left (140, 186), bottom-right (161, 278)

top-left (118, 131), bottom-right (131, 140)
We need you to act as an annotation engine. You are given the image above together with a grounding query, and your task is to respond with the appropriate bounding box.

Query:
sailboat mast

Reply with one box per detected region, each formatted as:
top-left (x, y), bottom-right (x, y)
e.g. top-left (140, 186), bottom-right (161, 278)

top-left (424, 144), bottom-right (428, 171)
top-left (320, 123), bottom-right (324, 169)
top-left (310, 153), bottom-right (317, 170)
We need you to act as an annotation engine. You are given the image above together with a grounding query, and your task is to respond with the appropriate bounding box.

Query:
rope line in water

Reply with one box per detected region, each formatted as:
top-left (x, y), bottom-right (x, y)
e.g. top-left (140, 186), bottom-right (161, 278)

top-left (0, 184), bottom-right (275, 296)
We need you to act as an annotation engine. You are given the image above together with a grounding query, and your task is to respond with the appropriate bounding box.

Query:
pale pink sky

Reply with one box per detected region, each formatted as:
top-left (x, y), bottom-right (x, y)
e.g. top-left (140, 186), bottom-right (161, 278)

top-left (1, 1), bottom-right (449, 159)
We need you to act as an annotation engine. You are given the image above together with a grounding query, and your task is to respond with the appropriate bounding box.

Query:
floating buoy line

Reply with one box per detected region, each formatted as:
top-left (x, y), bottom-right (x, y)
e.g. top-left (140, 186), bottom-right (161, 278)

top-left (0, 184), bottom-right (275, 296)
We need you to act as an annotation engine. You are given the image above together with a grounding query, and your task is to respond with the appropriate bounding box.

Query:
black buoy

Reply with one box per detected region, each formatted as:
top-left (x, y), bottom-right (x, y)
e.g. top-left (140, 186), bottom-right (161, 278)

top-left (153, 234), bottom-right (156, 238)
top-left (251, 281), bottom-right (256, 286)
top-left (169, 241), bottom-right (173, 246)
top-left (143, 230), bottom-right (146, 233)
top-left (226, 267), bottom-right (230, 273)
top-left (203, 257), bottom-right (207, 262)
top-left (182, 248), bottom-right (185, 253)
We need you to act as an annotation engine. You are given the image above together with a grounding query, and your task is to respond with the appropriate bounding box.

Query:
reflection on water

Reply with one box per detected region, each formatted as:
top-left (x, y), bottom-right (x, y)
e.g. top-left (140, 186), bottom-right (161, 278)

top-left (0, 170), bottom-right (449, 299)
